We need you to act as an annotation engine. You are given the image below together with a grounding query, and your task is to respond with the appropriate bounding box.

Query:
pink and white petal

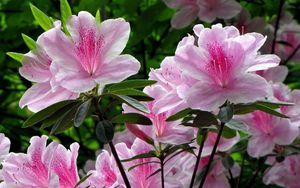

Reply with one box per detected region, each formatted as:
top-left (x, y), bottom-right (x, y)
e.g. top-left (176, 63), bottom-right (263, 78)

top-left (226, 74), bottom-right (269, 104)
top-left (60, 72), bottom-right (96, 93)
top-left (126, 124), bottom-right (154, 145)
top-left (197, 7), bottom-right (217, 23)
top-left (0, 133), bottom-right (10, 162)
top-left (99, 18), bottom-right (130, 61)
top-left (20, 83), bottom-right (79, 112)
top-left (177, 35), bottom-right (195, 48)
top-left (163, 0), bottom-right (196, 8)
top-left (193, 24), bottom-right (205, 37)
top-left (158, 125), bottom-right (194, 145)
top-left (19, 51), bottom-right (52, 83)
top-left (273, 119), bottom-right (299, 145)
top-left (67, 11), bottom-right (97, 43)
top-left (95, 55), bottom-right (140, 86)
top-left (247, 135), bottom-right (274, 158)
top-left (184, 82), bottom-right (226, 111)
top-left (197, 24), bottom-right (227, 47)
top-left (171, 6), bottom-right (198, 29)
top-left (37, 27), bottom-right (80, 71)
top-left (260, 66), bottom-right (288, 83)
top-left (247, 54), bottom-right (280, 72)
top-left (152, 91), bottom-right (184, 114)
top-left (224, 25), bottom-right (240, 38)
top-left (215, 0), bottom-right (242, 19)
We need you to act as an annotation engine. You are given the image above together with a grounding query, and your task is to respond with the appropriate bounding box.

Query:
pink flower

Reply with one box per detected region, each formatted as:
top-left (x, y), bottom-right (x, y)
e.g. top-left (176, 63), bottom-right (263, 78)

top-left (19, 31), bottom-right (79, 112)
top-left (123, 85), bottom-right (194, 145)
top-left (163, 0), bottom-right (241, 28)
top-left (38, 11), bottom-right (140, 93)
top-left (237, 111), bottom-right (299, 158)
top-left (256, 65), bottom-right (288, 83)
top-left (263, 154), bottom-right (300, 188)
top-left (0, 136), bottom-right (80, 188)
top-left (175, 24), bottom-right (280, 111)
top-left (85, 138), bottom-right (180, 188)
top-left (235, 9), bottom-right (266, 34)
top-left (0, 133), bottom-right (10, 163)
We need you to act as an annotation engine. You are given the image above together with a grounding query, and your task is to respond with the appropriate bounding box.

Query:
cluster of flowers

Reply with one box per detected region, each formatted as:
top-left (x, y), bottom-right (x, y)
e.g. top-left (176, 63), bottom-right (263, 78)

top-left (1, 0), bottom-right (300, 187)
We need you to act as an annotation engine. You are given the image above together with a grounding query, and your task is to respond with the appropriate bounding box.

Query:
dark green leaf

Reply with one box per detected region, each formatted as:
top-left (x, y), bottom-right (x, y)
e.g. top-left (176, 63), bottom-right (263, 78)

top-left (254, 103), bottom-right (289, 118)
top-left (166, 108), bottom-right (192, 121)
top-left (193, 110), bottom-right (218, 127)
top-left (218, 105), bottom-right (234, 123)
top-left (222, 155), bottom-right (234, 169)
top-left (222, 126), bottom-right (237, 139)
top-left (107, 79), bottom-right (157, 92)
top-left (21, 34), bottom-right (36, 50)
top-left (96, 120), bottom-right (114, 143)
top-left (128, 161), bottom-right (160, 172)
top-left (30, 3), bottom-right (53, 31)
top-left (23, 100), bottom-right (79, 128)
top-left (110, 88), bottom-right (154, 101)
top-left (225, 120), bottom-right (248, 133)
top-left (112, 94), bottom-right (149, 113)
top-left (121, 151), bottom-right (157, 162)
top-left (50, 104), bottom-right (79, 134)
top-left (6, 52), bottom-right (24, 63)
top-left (112, 113), bottom-right (152, 125)
top-left (74, 99), bottom-right (92, 127)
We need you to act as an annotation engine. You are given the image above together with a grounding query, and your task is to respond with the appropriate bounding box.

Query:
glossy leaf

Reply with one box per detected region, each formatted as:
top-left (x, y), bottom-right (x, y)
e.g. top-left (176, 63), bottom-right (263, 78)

top-left (121, 151), bottom-right (157, 162)
top-left (30, 3), bottom-right (53, 31)
top-left (225, 119), bottom-right (248, 133)
top-left (6, 52), bottom-right (24, 63)
top-left (112, 113), bottom-right (152, 125)
top-left (112, 94), bottom-right (149, 113)
top-left (21, 34), bottom-right (36, 50)
top-left (106, 79), bottom-right (157, 92)
top-left (74, 99), bottom-right (92, 127)
top-left (96, 120), bottom-right (114, 143)
top-left (60, 0), bottom-right (72, 34)
top-left (166, 108), bottom-right (192, 121)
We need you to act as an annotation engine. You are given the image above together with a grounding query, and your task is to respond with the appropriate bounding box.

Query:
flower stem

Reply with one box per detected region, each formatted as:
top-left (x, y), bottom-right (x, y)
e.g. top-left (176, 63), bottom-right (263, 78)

top-left (198, 122), bottom-right (225, 188)
top-left (160, 155), bottom-right (165, 188)
top-left (271, 0), bottom-right (285, 54)
top-left (93, 97), bottom-right (131, 188)
top-left (189, 130), bottom-right (207, 188)
top-left (109, 141), bottom-right (131, 188)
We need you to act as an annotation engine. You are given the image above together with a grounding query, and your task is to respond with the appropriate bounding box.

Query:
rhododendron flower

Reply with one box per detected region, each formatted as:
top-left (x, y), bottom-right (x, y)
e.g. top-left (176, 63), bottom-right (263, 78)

top-left (256, 65), bottom-right (288, 83)
top-left (0, 136), bottom-right (80, 188)
top-left (263, 154), bottom-right (300, 188)
top-left (0, 133), bottom-right (10, 163)
top-left (19, 28), bottom-right (79, 112)
top-left (237, 111), bottom-right (299, 158)
top-left (123, 85), bottom-right (194, 145)
top-left (175, 24), bottom-right (280, 111)
top-left (38, 11), bottom-right (140, 93)
top-left (163, 0), bottom-right (241, 28)
top-left (235, 9), bottom-right (266, 34)
top-left (85, 138), bottom-right (180, 188)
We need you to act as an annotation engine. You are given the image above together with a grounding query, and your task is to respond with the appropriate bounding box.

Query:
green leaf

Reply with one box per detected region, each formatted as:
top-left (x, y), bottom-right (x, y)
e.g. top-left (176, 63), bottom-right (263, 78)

top-left (222, 155), bottom-right (234, 169)
top-left (30, 3), bottom-right (53, 31)
top-left (21, 34), bottom-right (37, 50)
top-left (121, 151), bottom-right (157, 162)
top-left (112, 94), bottom-right (149, 113)
top-left (6, 52), bottom-right (24, 63)
top-left (196, 129), bottom-right (208, 146)
top-left (74, 173), bottom-right (92, 188)
top-left (60, 0), bottom-right (72, 34)
top-left (128, 161), bottom-right (159, 172)
top-left (254, 103), bottom-right (289, 118)
top-left (110, 88), bottom-right (154, 101)
top-left (107, 79), bottom-right (157, 92)
top-left (193, 110), bottom-right (218, 127)
top-left (74, 99), bottom-right (92, 127)
top-left (95, 9), bottom-right (101, 22)
top-left (225, 120), bottom-right (248, 133)
top-left (23, 100), bottom-right (79, 128)
top-left (112, 113), bottom-right (152, 125)
top-left (218, 105), bottom-right (234, 123)
top-left (50, 104), bottom-right (79, 134)
top-left (96, 120), bottom-right (114, 143)
top-left (222, 126), bottom-right (237, 139)
top-left (166, 108), bottom-right (192, 121)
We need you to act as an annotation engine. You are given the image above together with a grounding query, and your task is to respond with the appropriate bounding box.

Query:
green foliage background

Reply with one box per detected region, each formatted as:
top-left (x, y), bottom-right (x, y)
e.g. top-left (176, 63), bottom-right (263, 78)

top-left (0, 0), bottom-right (300, 186)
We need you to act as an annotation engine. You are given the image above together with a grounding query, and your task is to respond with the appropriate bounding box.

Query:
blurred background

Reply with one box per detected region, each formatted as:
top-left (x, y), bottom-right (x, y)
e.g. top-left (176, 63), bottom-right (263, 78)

top-left (0, 0), bottom-right (300, 172)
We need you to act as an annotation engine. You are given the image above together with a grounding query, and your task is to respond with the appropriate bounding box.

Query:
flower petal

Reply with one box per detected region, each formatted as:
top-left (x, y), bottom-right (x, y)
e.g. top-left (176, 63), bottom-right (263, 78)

top-left (171, 6), bottom-right (198, 29)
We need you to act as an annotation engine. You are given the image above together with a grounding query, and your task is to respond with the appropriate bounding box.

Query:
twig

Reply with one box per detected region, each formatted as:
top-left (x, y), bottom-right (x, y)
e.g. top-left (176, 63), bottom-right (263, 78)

top-left (281, 43), bottom-right (300, 65)
top-left (271, 0), bottom-right (285, 54)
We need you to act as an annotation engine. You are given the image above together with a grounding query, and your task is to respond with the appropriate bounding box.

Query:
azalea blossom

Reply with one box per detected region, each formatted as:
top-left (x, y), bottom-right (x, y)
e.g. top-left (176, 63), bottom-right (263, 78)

top-left (85, 138), bottom-right (181, 188)
top-left (263, 154), bottom-right (300, 188)
top-left (0, 136), bottom-right (80, 188)
top-left (174, 24), bottom-right (280, 111)
top-left (237, 111), bottom-right (299, 158)
top-left (38, 11), bottom-right (140, 93)
top-left (256, 65), bottom-right (288, 83)
top-left (235, 9), bottom-right (266, 34)
top-left (163, 0), bottom-right (241, 28)
top-left (19, 24), bottom-right (79, 112)
top-left (123, 85), bottom-right (194, 145)
top-left (0, 133), bottom-right (10, 163)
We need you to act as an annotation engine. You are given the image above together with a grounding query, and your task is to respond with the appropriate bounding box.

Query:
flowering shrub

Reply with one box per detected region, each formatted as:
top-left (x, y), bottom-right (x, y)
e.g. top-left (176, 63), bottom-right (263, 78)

top-left (1, 0), bottom-right (300, 188)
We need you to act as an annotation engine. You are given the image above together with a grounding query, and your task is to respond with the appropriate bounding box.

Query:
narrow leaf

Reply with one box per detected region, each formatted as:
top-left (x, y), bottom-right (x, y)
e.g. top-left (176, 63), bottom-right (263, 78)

top-left (110, 88), bottom-right (154, 101)
top-left (222, 126), bottom-right (237, 139)
top-left (225, 119), bottom-right (248, 133)
top-left (30, 3), bottom-right (53, 31)
top-left (107, 79), bottom-right (157, 91)
top-left (95, 9), bottom-right (101, 22)
top-left (6, 52), bottom-right (24, 63)
top-left (121, 151), bottom-right (156, 162)
top-left (74, 99), bottom-right (92, 127)
top-left (113, 94), bottom-right (149, 113)
top-left (74, 173), bottom-right (92, 188)
top-left (96, 120), bottom-right (114, 143)
top-left (60, 0), bottom-right (72, 34)
top-left (128, 161), bottom-right (160, 172)
top-left (112, 113), bottom-right (152, 125)
top-left (166, 108), bottom-right (192, 121)
top-left (21, 34), bottom-right (37, 50)
top-left (254, 103), bottom-right (289, 118)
